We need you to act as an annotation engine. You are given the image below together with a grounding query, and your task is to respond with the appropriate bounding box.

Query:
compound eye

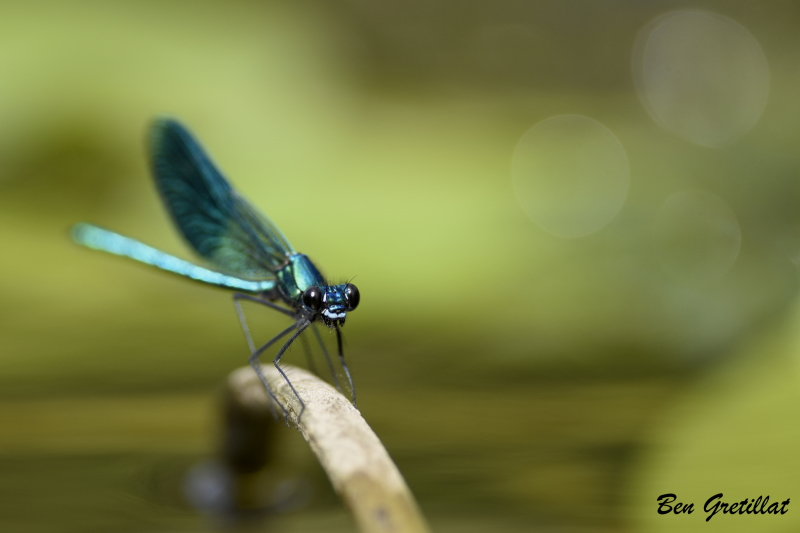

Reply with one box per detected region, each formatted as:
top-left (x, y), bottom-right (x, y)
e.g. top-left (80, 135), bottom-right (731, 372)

top-left (344, 283), bottom-right (360, 311)
top-left (302, 286), bottom-right (323, 311)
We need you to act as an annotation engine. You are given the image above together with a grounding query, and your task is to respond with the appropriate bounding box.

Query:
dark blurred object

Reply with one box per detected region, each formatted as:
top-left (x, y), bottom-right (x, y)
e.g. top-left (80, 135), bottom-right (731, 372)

top-left (183, 381), bottom-right (311, 521)
top-left (222, 382), bottom-right (277, 476)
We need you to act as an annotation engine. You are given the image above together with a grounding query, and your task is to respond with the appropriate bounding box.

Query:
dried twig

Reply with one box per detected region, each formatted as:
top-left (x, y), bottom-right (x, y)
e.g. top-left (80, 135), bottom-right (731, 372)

top-left (227, 365), bottom-right (431, 533)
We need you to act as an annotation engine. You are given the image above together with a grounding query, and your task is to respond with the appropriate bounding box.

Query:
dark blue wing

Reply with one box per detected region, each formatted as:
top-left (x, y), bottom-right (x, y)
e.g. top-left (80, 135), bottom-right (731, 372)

top-left (150, 118), bottom-right (294, 280)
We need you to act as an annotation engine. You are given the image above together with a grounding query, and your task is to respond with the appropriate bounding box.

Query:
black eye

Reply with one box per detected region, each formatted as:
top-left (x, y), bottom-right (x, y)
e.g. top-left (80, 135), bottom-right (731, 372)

top-left (345, 283), bottom-right (360, 311)
top-left (302, 286), bottom-right (323, 311)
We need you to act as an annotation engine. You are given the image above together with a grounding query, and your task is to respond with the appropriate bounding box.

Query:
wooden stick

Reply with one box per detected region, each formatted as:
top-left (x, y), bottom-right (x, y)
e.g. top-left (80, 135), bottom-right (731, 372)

top-left (226, 365), bottom-right (431, 533)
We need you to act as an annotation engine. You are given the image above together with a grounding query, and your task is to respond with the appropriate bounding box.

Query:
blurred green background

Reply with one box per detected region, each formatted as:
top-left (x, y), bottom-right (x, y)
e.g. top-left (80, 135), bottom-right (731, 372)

top-left (2, 1), bottom-right (800, 531)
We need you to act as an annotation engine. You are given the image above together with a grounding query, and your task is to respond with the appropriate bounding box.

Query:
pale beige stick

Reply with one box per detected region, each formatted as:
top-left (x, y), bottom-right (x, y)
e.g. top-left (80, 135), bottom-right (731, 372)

top-left (227, 365), bottom-right (431, 533)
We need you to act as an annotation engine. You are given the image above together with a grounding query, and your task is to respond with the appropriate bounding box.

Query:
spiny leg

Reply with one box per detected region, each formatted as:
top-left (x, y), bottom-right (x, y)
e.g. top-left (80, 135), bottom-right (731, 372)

top-left (273, 320), bottom-right (312, 420)
top-left (234, 293), bottom-right (273, 416)
top-left (233, 293), bottom-right (295, 350)
top-left (233, 293), bottom-right (296, 317)
top-left (336, 327), bottom-right (357, 408)
top-left (233, 293), bottom-right (297, 418)
top-left (248, 321), bottom-right (303, 424)
top-left (311, 323), bottom-right (343, 394)
top-left (233, 294), bottom-right (257, 354)
top-left (298, 330), bottom-right (319, 376)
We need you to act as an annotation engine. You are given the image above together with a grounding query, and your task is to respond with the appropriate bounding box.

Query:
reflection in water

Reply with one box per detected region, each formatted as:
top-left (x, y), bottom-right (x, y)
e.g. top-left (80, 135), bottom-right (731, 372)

top-left (184, 460), bottom-right (312, 518)
top-left (633, 10), bottom-right (770, 146)
top-left (512, 115), bottom-right (629, 238)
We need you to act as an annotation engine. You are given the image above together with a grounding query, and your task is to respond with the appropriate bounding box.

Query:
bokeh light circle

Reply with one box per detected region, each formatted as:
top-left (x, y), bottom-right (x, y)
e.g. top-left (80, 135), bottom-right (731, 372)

top-left (512, 115), bottom-right (629, 238)
top-left (633, 10), bottom-right (770, 147)
top-left (653, 190), bottom-right (741, 283)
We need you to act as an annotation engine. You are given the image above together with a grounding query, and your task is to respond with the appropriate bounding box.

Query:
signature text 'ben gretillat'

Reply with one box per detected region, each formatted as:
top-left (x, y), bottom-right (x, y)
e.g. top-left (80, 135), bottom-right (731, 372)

top-left (657, 493), bottom-right (789, 522)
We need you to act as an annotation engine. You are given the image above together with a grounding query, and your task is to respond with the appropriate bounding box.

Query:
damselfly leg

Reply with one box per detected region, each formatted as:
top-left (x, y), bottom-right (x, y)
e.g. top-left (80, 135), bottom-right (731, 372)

top-left (298, 331), bottom-right (318, 377)
top-left (311, 323), bottom-right (343, 394)
top-left (233, 293), bottom-right (297, 421)
top-left (248, 321), bottom-right (302, 424)
top-left (233, 293), bottom-right (357, 420)
top-left (272, 320), bottom-right (311, 420)
top-left (336, 328), bottom-right (357, 408)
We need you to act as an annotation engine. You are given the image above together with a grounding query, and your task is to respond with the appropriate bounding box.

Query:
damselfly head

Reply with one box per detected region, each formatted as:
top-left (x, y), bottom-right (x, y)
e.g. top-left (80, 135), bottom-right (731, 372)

top-left (303, 283), bottom-right (360, 328)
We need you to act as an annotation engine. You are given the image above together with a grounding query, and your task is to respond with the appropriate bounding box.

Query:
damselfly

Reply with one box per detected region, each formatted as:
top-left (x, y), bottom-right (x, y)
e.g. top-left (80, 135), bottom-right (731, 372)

top-left (72, 118), bottom-right (360, 419)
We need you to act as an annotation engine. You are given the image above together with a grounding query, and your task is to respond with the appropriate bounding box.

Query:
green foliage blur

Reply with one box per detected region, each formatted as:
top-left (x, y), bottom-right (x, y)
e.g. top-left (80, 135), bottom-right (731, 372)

top-left (1, 1), bottom-right (800, 531)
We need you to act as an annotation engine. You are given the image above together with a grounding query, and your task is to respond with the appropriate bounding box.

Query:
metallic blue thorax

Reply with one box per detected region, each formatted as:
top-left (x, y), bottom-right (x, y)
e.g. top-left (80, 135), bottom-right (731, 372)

top-left (276, 254), bottom-right (326, 302)
top-left (276, 254), bottom-right (351, 322)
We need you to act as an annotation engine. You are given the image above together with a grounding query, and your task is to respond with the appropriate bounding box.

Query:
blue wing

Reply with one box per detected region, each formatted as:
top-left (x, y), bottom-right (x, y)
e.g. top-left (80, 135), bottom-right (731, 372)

top-left (149, 117), bottom-right (294, 280)
top-left (71, 223), bottom-right (275, 292)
